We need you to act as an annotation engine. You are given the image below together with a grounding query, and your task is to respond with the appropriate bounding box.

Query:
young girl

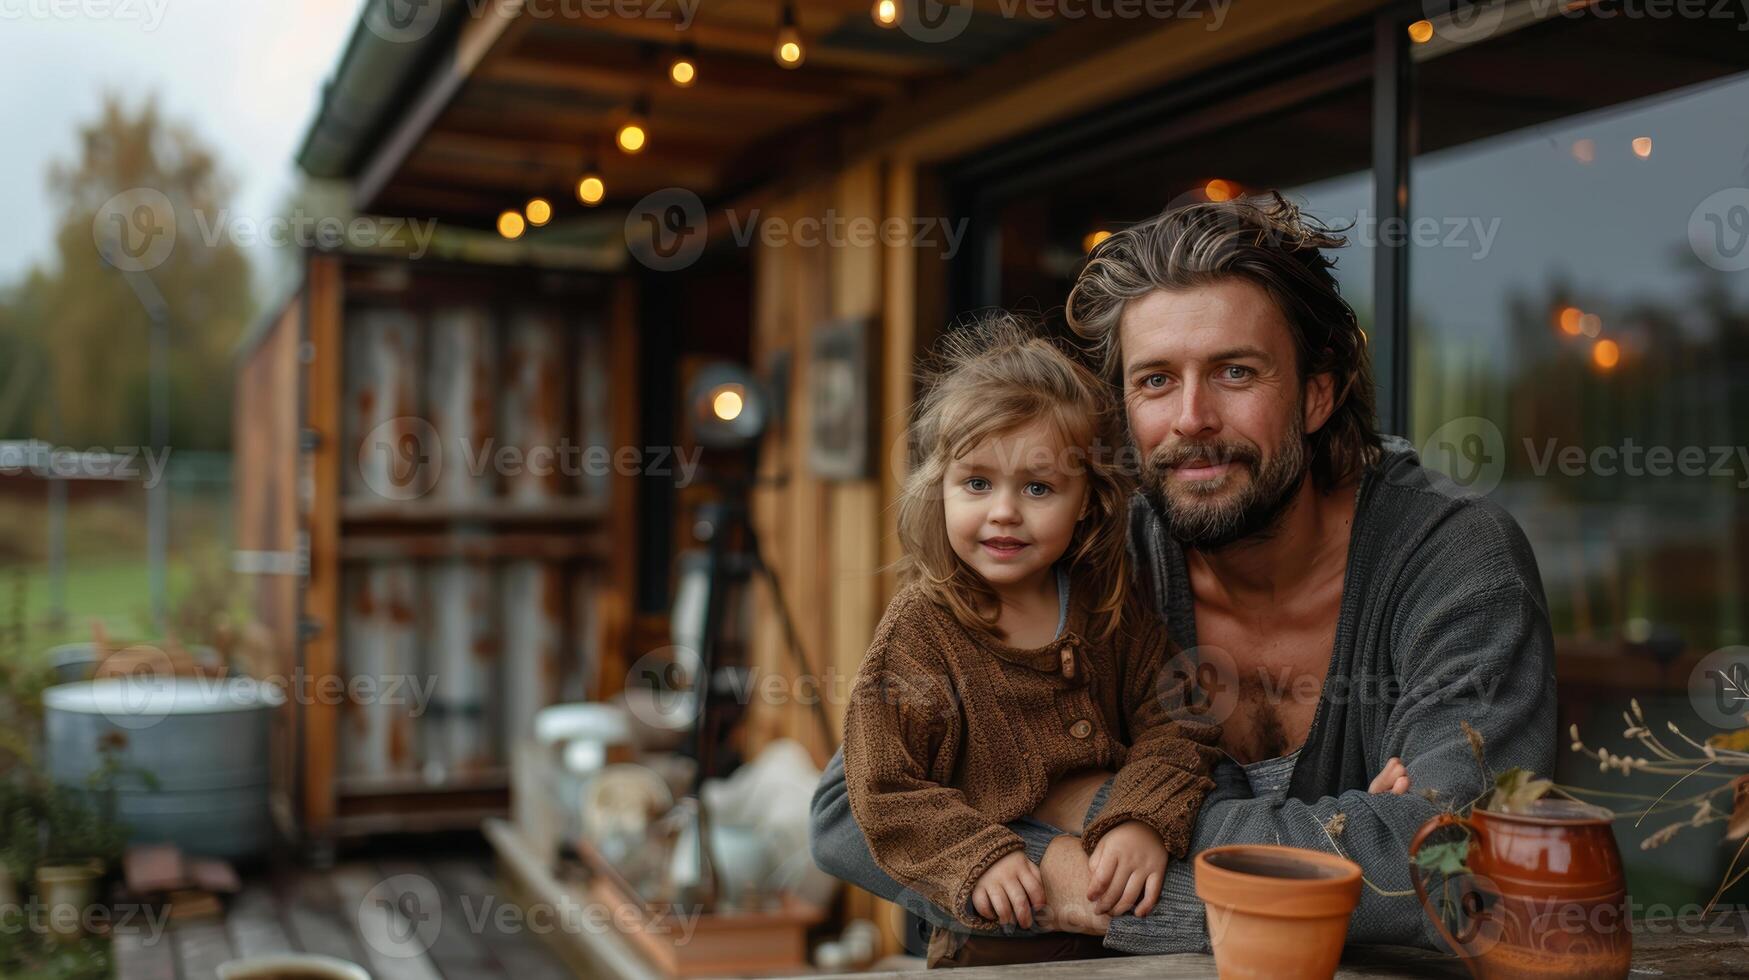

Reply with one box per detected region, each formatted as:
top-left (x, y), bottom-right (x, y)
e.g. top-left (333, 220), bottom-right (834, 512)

top-left (841, 316), bottom-right (1223, 965)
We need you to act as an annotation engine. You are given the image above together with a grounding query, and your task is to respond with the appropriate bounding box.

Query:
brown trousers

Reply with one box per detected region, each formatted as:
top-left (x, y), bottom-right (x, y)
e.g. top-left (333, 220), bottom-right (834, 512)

top-left (926, 926), bottom-right (1122, 969)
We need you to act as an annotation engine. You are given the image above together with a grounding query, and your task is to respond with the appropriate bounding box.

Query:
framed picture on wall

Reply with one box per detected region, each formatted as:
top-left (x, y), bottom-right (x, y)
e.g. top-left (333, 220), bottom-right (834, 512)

top-left (808, 316), bottom-right (874, 480)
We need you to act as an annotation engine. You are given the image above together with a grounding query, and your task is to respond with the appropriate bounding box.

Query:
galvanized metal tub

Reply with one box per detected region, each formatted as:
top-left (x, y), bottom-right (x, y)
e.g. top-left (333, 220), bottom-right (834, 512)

top-left (42, 678), bottom-right (283, 860)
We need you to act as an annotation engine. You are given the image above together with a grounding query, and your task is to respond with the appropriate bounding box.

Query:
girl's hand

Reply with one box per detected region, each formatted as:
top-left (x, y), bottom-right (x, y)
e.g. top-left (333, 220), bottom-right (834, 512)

top-left (1086, 821), bottom-right (1166, 917)
top-left (971, 850), bottom-right (1045, 928)
top-left (1369, 756), bottom-right (1411, 795)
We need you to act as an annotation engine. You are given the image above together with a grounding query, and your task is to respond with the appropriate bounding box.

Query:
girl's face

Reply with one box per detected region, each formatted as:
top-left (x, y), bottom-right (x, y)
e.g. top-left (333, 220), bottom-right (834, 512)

top-left (942, 419), bottom-right (1091, 601)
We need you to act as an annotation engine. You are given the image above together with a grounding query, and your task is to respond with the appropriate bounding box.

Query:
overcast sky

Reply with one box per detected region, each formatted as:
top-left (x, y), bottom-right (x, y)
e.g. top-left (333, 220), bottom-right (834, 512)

top-left (0, 0), bottom-right (359, 287)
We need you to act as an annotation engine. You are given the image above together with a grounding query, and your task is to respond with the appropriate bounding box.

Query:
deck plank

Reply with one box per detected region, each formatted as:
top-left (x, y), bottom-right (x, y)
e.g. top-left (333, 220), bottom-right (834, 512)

top-left (226, 881), bottom-right (297, 961)
top-left (329, 863), bottom-right (446, 980)
top-left (377, 858), bottom-right (502, 980)
top-left (171, 919), bottom-right (236, 979)
top-left (113, 925), bottom-right (177, 980)
top-left (279, 866), bottom-right (372, 966)
top-left (429, 858), bottom-right (572, 980)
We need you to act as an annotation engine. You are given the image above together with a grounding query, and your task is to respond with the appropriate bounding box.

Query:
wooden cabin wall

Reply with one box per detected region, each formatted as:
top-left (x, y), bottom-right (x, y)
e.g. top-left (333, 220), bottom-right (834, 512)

top-left (743, 157), bottom-right (952, 955)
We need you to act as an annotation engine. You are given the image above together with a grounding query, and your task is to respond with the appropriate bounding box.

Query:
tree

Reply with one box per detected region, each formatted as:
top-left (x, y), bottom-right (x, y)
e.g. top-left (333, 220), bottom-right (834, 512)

top-left (2, 94), bottom-right (255, 451)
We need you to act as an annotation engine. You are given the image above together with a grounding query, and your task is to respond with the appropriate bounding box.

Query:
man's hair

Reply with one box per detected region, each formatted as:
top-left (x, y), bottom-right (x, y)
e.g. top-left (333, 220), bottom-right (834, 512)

top-left (1065, 193), bottom-right (1382, 489)
top-left (895, 313), bottom-right (1133, 642)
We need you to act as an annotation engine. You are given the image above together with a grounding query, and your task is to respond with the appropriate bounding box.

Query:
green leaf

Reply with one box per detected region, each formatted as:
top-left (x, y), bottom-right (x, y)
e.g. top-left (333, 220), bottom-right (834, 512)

top-left (1413, 840), bottom-right (1471, 876)
top-left (1487, 767), bottom-right (1554, 814)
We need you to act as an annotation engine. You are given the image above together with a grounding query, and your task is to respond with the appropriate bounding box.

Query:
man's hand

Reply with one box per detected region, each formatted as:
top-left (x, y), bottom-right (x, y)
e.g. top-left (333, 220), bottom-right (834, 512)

top-left (1032, 836), bottom-right (1111, 934)
top-left (970, 851), bottom-right (1044, 928)
top-left (1087, 821), bottom-right (1167, 917)
top-left (1369, 756), bottom-right (1411, 795)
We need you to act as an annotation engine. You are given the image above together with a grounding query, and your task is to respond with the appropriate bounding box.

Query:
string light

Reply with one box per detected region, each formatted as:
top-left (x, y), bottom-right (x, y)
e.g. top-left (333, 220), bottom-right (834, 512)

top-left (775, 2), bottom-right (804, 68)
top-left (669, 43), bottom-right (697, 87)
top-left (524, 197), bottom-right (552, 227)
top-left (873, 0), bottom-right (899, 27)
top-left (617, 95), bottom-right (650, 154)
top-left (577, 173), bottom-right (605, 206)
top-left (497, 210), bottom-right (526, 240)
top-left (1407, 20), bottom-right (1434, 43)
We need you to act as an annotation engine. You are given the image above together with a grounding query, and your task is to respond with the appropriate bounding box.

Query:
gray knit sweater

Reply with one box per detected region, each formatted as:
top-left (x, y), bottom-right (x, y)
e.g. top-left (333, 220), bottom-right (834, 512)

top-left (808, 436), bottom-right (1558, 952)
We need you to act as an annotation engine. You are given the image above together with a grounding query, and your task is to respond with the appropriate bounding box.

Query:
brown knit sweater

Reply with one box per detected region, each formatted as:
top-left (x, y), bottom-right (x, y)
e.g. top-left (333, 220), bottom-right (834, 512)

top-left (841, 581), bottom-right (1222, 931)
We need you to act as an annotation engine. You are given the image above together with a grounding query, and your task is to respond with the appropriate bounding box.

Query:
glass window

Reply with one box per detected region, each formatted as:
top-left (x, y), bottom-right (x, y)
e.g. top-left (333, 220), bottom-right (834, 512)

top-left (1409, 9), bottom-right (1749, 905)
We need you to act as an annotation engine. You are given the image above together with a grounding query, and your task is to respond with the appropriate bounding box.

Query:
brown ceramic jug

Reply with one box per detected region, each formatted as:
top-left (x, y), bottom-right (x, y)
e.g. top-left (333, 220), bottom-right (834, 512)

top-left (1408, 799), bottom-right (1630, 980)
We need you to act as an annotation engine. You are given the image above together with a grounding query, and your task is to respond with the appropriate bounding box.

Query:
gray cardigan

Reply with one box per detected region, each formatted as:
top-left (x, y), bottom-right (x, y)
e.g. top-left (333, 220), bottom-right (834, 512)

top-left (808, 436), bottom-right (1558, 953)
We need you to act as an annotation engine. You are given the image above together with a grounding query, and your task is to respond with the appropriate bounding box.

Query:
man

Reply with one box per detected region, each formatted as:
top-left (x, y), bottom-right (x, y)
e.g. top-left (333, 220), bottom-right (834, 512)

top-left (808, 194), bottom-right (1557, 957)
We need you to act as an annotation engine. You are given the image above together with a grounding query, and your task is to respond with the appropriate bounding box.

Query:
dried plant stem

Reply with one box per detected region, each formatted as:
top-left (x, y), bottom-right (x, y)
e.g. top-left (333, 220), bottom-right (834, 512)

top-left (1634, 762), bottom-right (1714, 828)
top-left (1703, 833), bottom-right (1749, 917)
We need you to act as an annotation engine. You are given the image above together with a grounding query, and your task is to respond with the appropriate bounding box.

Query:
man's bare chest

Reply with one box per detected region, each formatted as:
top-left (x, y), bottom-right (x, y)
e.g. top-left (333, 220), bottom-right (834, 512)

top-left (1194, 613), bottom-right (1339, 765)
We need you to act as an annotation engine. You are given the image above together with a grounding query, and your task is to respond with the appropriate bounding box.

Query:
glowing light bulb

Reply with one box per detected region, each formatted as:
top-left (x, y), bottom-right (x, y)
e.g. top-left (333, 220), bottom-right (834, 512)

top-left (873, 0), bottom-right (899, 27)
top-left (617, 121), bottom-right (647, 154)
top-left (670, 56), bottom-right (696, 87)
top-left (525, 197), bottom-right (552, 227)
top-left (1407, 20), bottom-right (1434, 43)
top-left (1083, 230), bottom-right (1111, 253)
top-left (712, 388), bottom-right (744, 421)
top-left (497, 210), bottom-right (526, 240)
top-left (577, 174), bottom-right (605, 206)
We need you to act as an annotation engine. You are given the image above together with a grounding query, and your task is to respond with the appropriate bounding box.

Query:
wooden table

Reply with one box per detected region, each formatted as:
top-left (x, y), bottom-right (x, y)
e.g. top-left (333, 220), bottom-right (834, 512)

top-left (847, 913), bottom-right (1749, 980)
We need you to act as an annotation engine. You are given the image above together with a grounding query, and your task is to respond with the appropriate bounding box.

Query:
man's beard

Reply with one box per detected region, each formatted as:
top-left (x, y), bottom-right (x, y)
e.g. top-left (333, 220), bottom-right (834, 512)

top-left (1140, 418), bottom-right (1309, 550)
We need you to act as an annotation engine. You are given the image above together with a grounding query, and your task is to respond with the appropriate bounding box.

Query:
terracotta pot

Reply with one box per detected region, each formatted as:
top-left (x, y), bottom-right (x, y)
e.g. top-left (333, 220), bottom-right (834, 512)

top-left (1409, 799), bottom-right (1630, 980)
top-left (1195, 844), bottom-right (1362, 980)
top-left (35, 863), bottom-right (102, 940)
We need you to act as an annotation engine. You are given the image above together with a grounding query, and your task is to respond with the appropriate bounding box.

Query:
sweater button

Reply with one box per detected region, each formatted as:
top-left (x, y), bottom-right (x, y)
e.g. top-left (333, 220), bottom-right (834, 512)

top-left (1070, 719), bottom-right (1093, 739)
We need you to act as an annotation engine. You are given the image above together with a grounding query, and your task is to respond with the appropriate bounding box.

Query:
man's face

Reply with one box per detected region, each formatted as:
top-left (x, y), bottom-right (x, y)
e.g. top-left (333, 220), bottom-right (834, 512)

top-left (1118, 279), bottom-right (1332, 548)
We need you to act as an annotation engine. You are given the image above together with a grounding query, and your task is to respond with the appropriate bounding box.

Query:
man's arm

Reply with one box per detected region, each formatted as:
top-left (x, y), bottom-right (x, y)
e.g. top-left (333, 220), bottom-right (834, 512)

top-left (1106, 568), bottom-right (1557, 954)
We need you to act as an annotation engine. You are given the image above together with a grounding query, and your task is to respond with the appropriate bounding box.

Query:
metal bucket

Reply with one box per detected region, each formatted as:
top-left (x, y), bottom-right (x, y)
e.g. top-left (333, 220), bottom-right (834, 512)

top-left (42, 678), bottom-right (282, 860)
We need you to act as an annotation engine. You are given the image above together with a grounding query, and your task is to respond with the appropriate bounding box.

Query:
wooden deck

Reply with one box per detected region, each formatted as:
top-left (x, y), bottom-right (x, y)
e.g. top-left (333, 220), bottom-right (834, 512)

top-left (114, 848), bottom-right (573, 980)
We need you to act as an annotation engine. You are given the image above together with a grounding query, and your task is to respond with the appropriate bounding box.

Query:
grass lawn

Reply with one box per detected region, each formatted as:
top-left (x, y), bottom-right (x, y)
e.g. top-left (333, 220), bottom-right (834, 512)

top-left (0, 558), bottom-right (214, 663)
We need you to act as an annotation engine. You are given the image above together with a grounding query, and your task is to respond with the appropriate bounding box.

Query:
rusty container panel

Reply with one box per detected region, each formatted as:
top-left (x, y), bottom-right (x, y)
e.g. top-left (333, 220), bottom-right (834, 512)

top-left (567, 566), bottom-right (602, 703)
top-left (340, 562), bottom-right (423, 781)
top-left (427, 305), bottom-right (498, 504)
top-left (501, 560), bottom-right (565, 748)
top-left (500, 309), bottom-right (565, 505)
top-left (425, 560), bottom-right (499, 781)
top-left (576, 316), bottom-right (611, 503)
top-left (343, 308), bottom-right (424, 502)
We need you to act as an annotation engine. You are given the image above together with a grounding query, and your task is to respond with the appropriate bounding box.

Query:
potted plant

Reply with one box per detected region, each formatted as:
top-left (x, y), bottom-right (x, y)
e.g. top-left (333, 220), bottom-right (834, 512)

top-left (1404, 723), bottom-right (1630, 980)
